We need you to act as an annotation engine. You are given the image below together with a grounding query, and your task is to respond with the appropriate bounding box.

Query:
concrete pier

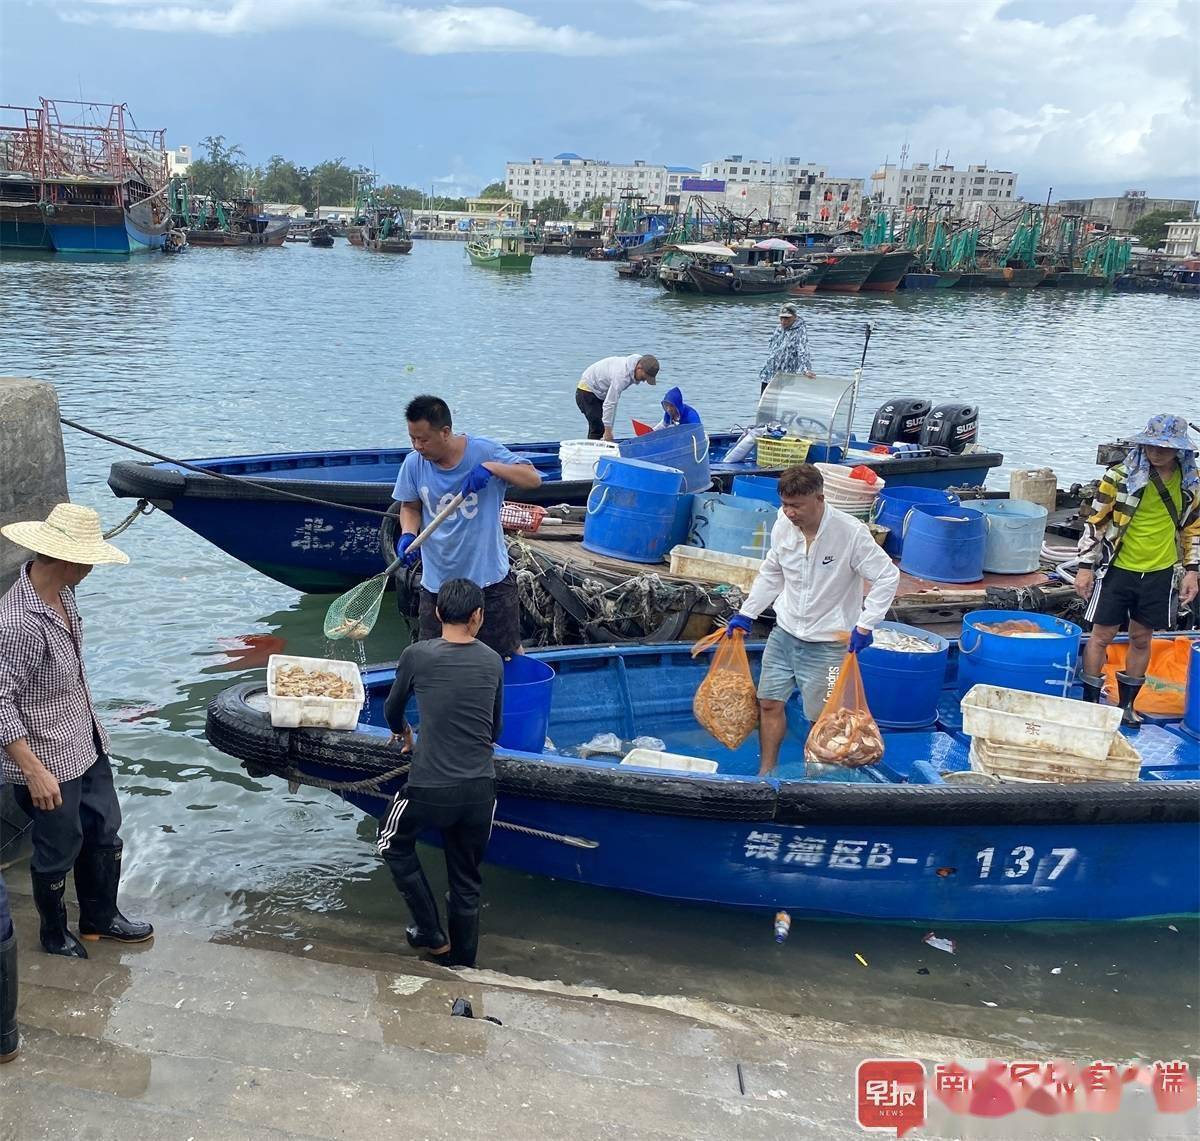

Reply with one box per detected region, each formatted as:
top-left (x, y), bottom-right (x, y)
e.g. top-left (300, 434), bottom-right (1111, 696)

top-left (0, 377), bottom-right (68, 596)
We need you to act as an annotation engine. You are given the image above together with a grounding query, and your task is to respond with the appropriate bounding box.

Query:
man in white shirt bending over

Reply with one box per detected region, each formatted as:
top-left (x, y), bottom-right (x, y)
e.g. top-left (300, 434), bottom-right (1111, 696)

top-left (724, 464), bottom-right (900, 776)
top-left (576, 353), bottom-right (659, 441)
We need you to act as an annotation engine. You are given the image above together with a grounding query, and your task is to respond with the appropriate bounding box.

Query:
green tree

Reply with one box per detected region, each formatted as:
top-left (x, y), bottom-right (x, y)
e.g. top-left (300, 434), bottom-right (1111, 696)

top-left (309, 159), bottom-right (359, 209)
top-left (187, 135), bottom-right (246, 200)
top-left (1131, 209), bottom-right (1185, 250)
top-left (530, 195), bottom-right (570, 221)
top-left (574, 193), bottom-right (608, 220)
top-left (257, 154), bottom-right (305, 204)
top-left (478, 180), bottom-right (510, 199)
top-left (377, 185), bottom-right (426, 210)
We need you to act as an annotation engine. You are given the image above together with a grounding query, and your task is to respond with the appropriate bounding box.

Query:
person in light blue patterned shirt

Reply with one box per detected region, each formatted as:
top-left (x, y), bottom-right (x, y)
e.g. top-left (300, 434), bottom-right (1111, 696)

top-left (758, 302), bottom-right (814, 392)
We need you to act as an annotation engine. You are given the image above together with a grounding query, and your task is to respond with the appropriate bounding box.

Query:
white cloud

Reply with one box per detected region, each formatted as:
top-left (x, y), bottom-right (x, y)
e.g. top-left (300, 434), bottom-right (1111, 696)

top-left (56, 0), bottom-right (616, 55)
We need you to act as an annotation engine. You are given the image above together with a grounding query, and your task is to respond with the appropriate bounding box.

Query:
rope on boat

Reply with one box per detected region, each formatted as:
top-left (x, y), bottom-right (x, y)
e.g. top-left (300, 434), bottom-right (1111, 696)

top-left (247, 760), bottom-right (599, 848)
top-left (60, 416), bottom-right (394, 518)
top-left (103, 499), bottom-right (156, 539)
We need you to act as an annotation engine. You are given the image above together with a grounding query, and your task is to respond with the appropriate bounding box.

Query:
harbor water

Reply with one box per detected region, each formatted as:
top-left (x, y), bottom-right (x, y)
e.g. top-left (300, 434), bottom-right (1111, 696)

top-left (1, 241), bottom-right (1197, 1065)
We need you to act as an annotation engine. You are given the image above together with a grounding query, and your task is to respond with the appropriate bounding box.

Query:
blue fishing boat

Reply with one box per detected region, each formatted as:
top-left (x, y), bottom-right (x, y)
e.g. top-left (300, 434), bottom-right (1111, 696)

top-left (107, 434), bottom-right (1002, 593)
top-left (206, 638), bottom-right (1200, 923)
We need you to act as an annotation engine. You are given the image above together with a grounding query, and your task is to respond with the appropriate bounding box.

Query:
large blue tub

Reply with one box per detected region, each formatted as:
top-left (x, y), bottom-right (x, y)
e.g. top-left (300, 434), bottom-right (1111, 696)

top-left (583, 456), bottom-right (686, 563)
top-left (957, 610), bottom-right (1082, 699)
top-left (859, 622), bottom-right (950, 729)
top-left (618, 422), bottom-right (711, 493)
top-left (871, 487), bottom-right (959, 557)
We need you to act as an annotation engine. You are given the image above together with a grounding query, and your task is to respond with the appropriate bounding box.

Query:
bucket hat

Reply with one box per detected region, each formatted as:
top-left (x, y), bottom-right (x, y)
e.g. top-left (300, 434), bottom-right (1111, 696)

top-left (1128, 414), bottom-right (1196, 453)
top-left (1, 503), bottom-right (130, 565)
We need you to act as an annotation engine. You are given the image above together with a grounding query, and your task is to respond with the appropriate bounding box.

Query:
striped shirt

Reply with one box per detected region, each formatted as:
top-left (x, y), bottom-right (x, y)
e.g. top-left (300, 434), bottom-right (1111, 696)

top-left (0, 563), bottom-right (108, 785)
top-left (1077, 463), bottom-right (1200, 572)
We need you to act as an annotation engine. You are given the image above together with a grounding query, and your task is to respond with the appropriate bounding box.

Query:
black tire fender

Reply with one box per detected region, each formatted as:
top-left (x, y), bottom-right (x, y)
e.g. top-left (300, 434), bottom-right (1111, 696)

top-left (205, 683), bottom-right (290, 771)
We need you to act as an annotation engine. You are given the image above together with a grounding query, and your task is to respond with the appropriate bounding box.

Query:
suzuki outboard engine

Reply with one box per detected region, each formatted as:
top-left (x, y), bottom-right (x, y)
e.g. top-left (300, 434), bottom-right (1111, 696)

top-left (919, 403), bottom-right (978, 454)
top-left (868, 397), bottom-right (932, 446)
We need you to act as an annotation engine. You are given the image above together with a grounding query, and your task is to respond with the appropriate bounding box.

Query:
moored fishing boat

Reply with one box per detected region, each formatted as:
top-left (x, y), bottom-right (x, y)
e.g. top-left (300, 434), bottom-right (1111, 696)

top-left (0, 106), bottom-right (51, 250)
top-left (206, 638), bottom-right (1200, 922)
top-left (106, 434), bottom-right (1002, 593)
top-left (466, 227), bottom-right (533, 269)
top-left (859, 249), bottom-right (916, 293)
top-left (687, 260), bottom-right (809, 296)
top-left (813, 250), bottom-right (883, 293)
top-left (361, 209), bottom-right (413, 253)
top-left (309, 222), bottom-right (336, 248)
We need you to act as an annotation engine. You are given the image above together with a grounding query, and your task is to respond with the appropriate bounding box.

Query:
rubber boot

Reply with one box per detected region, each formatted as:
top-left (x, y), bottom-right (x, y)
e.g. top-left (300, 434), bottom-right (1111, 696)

top-left (1079, 672), bottom-right (1105, 704)
top-left (443, 910), bottom-right (480, 969)
top-left (0, 928), bottom-right (18, 1063)
top-left (1115, 672), bottom-right (1145, 728)
top-left (74, 846), bottom-right (154, 944)
top-left (385, 862), bottom-right (449, 955)
top-left (30, 872), bottom-right (87, 959)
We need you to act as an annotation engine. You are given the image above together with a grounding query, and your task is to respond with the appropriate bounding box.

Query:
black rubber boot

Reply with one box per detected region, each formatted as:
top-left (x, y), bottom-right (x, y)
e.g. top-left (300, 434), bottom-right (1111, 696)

top-left (443, 910), bottom-right (480, 969)
top-left (74, 846), bottom-right (154, 944)
top-left (1115, 672), bottom-right (1145, 728)
top-left (1, 928), bottom-right (18, 1063)
top-left (30, 872), bottom-right (87, 958)
top-left (1079, 672), bottom-right (1105, 704)
top-left (386, 861), bottom-right (449, 954)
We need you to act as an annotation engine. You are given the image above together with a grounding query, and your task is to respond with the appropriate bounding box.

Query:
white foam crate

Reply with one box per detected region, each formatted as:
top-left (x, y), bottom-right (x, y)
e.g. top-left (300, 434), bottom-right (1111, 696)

top-left (266, 654), bottom-right (364, 730)
top-left (960, 684), bottom-right (1121, 760)
top-left (620, 748), bottom-right (719, 773)
top-left (669, 544), bottom-right (763, 592)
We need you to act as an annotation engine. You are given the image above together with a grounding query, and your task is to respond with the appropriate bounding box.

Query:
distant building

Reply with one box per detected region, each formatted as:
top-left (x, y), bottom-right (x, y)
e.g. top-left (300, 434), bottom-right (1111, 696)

top-left (1055, 190), bottom-right (1198, 234)
top-left (701, 156), bottom-right (828, 183)
top-left (168, 145), bottom-right (192, 176)
top-left (870, 162), bottom-right (1018, 216)
top-left (504, 153), bottom-right (697, 209)
top-left (690, 157), bottom-right (863, 225)
top-left (1163, 218), bottom-right (1200, 257)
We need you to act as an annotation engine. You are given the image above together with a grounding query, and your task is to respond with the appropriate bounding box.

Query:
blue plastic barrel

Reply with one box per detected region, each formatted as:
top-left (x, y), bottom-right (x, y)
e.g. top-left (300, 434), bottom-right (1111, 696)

top-left (960, 499), bottom-right (1048, 574)
top-left (899, 504), bottom-right (986, 583)
top-left (956, 609), bottom-right (1082, 699)
top-left (858, 622), bottom-right (949, 728)
top-left (872, 487), bottom-right (959, 557)
top-left (1185, 639), bottom-right (1200, 739)
top-left (731, 474), bottom-right (781, 508)
top-left (618, 422), bottom-right (711, 493)
top-left (688, 492), bottom-right (775, 558)
top-left (497, 655), bottom-right (555, 754)
top-left (583, 457), bottom-right (686, 563)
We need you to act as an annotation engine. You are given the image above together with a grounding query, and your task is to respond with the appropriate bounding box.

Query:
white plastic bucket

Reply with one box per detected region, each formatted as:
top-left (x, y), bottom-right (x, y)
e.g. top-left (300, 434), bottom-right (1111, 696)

top-left (559, 439), bottom-right (620, 482)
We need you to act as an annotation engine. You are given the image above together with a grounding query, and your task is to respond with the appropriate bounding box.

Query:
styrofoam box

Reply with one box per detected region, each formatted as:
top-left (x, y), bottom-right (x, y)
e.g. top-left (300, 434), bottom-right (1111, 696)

top-left (669, 544), bottom-right (763, 592)
top-left (620, 748), bottom-right (719, 773)
top-left (267, 654), bottom-right (365, 730)
top-left (960, 684), bottom-right (1121, 760)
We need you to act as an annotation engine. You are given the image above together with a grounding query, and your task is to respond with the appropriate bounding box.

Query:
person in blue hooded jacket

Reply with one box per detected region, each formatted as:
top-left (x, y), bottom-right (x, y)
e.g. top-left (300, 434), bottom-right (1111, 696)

top-left (658, 386), bottom-right (702, 430)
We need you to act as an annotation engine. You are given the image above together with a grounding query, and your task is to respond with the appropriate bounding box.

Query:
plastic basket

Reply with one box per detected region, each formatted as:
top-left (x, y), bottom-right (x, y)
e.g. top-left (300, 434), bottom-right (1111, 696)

top-left (960, 684), bottom-right (1121, 760)
top-left (755, 436), bottom-right (811, 468)
top-left (969, 733), bottom-right (1141, 783)
top-left (500, 502), bottom-right (546, 533)
top-left (266, 654), bottom-right (364, 730)
top-left (669, 544), bottom-right (763, 592)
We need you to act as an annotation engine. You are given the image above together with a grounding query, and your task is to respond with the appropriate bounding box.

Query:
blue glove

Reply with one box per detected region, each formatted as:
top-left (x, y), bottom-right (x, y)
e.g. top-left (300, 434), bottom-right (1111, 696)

top-left (725, 614), bottom-right (752, 638)
top-left (461, 463), bottom-right (493, 497)
top-left (396, 532), bottom-right (420, 567)
top-left (848, 627), bottom-right (873, 654)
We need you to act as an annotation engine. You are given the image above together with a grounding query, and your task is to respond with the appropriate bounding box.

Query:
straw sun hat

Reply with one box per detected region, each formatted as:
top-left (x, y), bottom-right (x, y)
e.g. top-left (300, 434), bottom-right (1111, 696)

top-left (1, 503), bottom-right (129, 566)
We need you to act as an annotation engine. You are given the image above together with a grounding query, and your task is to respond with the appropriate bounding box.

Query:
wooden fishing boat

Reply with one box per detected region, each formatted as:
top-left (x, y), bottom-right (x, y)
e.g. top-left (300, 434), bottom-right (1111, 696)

top-left (859, 249), bottom-right (916, 293)
top-left (0, 107), bottom-right (52, 249)
top-left (206, 637), bottom-right (1200, 922)
top-left (186, 215), bottom-right (288, 247)
top-left (309, 223), bottom-right (336, 248)
top-left (466, 228), bottom-right (533, 269)
top-left (814, 250), bottom-right (884, 293)
top-left (687, 261), bottom-right (810, 296)
top-left (107, 436), bottom-right (1002, 594)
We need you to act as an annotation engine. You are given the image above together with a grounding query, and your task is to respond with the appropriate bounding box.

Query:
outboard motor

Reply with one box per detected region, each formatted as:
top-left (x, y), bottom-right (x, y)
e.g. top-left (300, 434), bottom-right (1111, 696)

top-left (919, 403), bottom-right (979, 454)
top-left (868, 397), bottom-right (932, 446)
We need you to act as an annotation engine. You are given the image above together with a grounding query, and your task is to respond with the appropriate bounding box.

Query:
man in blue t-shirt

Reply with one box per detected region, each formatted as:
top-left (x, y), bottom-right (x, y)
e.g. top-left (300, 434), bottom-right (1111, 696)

top-left (392, 394), bottom-right (542, 656)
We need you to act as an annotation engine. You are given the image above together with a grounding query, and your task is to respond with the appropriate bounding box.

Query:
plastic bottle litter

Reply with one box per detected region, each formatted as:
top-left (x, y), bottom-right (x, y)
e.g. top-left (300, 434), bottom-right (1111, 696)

top-left (774, 911), bottom-right (791, 943)
top-left (923, 932), bottom-right (957, 954)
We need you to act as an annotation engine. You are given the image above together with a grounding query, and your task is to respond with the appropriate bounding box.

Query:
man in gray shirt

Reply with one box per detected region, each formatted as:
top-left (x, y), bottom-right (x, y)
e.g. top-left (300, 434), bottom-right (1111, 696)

top-left (378, 578), bottom-right (503, 968)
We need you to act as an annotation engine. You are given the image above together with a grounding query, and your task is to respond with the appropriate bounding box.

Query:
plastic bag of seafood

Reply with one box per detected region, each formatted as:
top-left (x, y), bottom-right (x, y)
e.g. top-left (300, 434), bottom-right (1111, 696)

top-left (691, 626), bottom-right (760, 750)
top-left (804, 652), bottom-right (884, 767)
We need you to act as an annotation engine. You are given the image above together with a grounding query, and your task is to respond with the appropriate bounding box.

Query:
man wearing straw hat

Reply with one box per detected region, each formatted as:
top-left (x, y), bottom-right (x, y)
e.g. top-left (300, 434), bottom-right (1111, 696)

top-left (1076, 414), bottom-right (1200, 725)
top-left (0, 504), bottom-right (153, 959)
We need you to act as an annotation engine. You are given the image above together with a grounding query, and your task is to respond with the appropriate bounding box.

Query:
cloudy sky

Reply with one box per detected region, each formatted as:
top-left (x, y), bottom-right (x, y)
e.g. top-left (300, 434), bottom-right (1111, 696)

top-left (2, 0), bottom-right (1196, 202)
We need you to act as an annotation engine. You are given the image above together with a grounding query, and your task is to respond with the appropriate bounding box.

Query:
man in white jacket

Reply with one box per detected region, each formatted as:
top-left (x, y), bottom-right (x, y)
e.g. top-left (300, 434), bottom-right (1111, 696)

top-left (725, 464), bottom-right (900, 776)
top-left (576, 353), bottom-right (659, 441)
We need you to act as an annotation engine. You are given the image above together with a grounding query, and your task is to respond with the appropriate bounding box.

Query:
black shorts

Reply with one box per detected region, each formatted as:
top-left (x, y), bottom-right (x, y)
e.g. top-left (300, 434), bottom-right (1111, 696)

top-left (1087, 565), bottom-right (1175, 630)
top-left (419, 571), bottom-right (521, 656)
